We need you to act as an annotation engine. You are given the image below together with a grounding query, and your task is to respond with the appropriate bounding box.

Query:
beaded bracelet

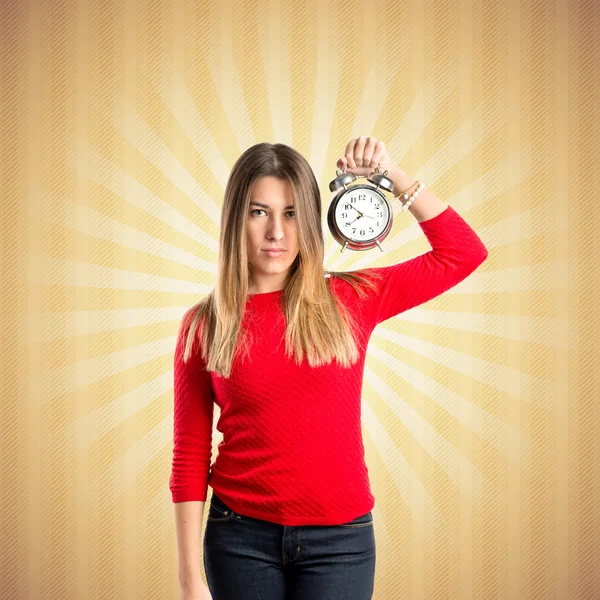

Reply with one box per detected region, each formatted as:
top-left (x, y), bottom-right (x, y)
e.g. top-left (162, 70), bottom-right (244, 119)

top-left (394, 180), bottom-right (425, 212)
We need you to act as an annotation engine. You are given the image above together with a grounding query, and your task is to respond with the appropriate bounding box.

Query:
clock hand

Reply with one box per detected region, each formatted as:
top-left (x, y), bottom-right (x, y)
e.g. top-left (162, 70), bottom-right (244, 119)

top-left (348, 212), bottom-right (376, 226)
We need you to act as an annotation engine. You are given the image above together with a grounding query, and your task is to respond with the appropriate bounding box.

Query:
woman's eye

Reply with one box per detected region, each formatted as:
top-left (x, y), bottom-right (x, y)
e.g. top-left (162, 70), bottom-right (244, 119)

top-left (250, 209), bottom-right (296, 218)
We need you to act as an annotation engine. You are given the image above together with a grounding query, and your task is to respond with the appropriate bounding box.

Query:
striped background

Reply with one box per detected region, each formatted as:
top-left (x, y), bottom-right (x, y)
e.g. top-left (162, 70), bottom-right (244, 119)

top-left (1, 0), bottom-right (598, 598)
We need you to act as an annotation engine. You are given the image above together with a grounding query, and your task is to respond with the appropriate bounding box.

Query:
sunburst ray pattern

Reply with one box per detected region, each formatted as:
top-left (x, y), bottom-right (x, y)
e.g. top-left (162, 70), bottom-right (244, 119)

top-left (2, 0), bottom-right (596, 599)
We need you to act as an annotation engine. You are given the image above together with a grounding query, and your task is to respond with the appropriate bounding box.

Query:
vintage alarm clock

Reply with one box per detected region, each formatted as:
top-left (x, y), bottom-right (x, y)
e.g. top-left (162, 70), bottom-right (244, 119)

top-left (327, 166), bottom-right (397, 253)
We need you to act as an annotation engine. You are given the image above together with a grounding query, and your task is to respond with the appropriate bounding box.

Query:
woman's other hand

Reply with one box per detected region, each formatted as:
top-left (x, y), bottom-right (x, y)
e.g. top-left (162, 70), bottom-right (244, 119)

top-left (180, 581), bottom-right (212, 599)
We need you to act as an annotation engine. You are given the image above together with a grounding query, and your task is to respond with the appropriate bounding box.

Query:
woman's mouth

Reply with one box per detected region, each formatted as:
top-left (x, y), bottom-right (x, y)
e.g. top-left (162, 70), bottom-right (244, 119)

top-left (262, 249), bottom-right (285, 258)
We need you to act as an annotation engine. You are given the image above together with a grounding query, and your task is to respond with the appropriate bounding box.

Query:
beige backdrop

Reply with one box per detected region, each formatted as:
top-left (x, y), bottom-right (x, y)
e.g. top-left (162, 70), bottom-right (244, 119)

top-left (1, 0), bottom-right (598, 598)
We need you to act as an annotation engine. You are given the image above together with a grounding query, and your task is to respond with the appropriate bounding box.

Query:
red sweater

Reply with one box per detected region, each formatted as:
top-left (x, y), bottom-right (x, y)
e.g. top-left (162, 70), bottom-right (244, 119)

top-left (169, 205), bottom-right (488, 526)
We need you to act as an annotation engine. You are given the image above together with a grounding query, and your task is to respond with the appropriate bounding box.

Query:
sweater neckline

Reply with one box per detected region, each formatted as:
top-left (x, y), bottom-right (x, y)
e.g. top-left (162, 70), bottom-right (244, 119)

top-left (247, 288), bottom-right (284, 299)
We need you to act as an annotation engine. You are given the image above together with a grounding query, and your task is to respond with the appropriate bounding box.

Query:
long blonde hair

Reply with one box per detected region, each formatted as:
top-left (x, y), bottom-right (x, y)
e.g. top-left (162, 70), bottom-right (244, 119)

top-left (180, 142), bottom-right (383, 378)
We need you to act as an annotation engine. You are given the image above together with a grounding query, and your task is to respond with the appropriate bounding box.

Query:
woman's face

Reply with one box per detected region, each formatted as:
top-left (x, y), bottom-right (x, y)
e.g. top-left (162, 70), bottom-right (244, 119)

top-left (246, 176), bottom-right (300, 293)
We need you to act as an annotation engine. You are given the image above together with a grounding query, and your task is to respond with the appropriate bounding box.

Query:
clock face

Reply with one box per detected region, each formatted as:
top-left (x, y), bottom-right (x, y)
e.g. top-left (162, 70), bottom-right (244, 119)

top-left (334, 186), bottom-right (390, 243)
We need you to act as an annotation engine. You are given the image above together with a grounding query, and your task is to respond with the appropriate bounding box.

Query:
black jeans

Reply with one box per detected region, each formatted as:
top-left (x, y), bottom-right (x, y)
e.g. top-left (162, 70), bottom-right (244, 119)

top-left (203, 492), bottom-right (376, 599)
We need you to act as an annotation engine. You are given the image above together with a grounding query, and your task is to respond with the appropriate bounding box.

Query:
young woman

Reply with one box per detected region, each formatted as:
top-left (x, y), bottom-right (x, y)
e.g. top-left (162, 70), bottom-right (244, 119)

top-left (170, 137), bottom-right (488, 600)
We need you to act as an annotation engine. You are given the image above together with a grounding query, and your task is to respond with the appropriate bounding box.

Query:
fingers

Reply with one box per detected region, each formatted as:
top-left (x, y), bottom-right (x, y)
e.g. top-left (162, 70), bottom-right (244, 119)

top-left (370, 141), bottom-right (386, 167)
top-left (339, 136), bottom-right (386, 170)
top-left (351, 136), bottom-right (372, 167)
top-left (344, 138), bottom-right (357, 168)
top-left (353, 137), bottom-right (368, 167)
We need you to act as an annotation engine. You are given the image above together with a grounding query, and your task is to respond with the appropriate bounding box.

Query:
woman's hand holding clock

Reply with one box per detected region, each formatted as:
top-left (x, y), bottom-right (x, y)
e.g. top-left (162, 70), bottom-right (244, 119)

top-left (328, 135), bottom-right (444, 250)
top-left (330, 136), bottom-right (447, 235)
top-left (336, 136), bottom-right (417, 195)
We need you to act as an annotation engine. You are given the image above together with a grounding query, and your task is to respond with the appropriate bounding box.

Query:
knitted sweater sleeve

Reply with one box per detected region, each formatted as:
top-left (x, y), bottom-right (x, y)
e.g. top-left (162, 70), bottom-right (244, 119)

top-left (169, 311), bottom-right (214, 503)
top-left (362, 205), bottom-right (488, 329)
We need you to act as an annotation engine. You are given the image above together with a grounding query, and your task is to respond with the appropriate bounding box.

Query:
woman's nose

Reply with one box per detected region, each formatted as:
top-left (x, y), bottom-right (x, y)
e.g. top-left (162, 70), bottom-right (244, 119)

top-left (267, 217), bottom-right (284, 235)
